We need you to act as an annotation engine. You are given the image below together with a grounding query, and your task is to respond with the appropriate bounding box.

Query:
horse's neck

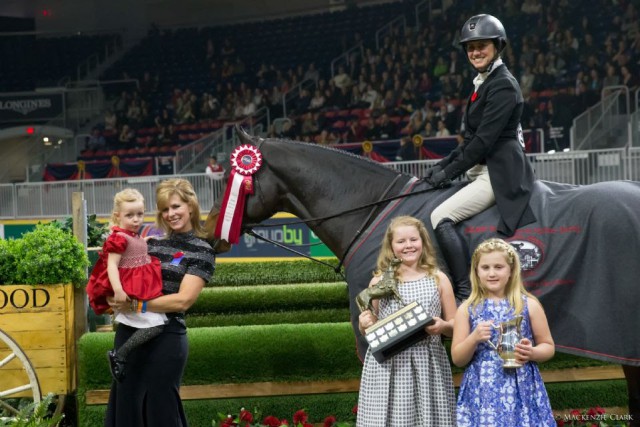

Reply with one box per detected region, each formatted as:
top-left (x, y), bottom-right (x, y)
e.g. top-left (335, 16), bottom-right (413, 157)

top-left (268, 140), bottom-right (411, 259)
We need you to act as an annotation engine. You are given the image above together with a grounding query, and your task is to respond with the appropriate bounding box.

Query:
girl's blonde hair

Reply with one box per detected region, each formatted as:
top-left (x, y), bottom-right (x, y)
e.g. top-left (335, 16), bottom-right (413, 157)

top-left (155, 178), bottom-right (205, 237)
top-left (467, 238), bottom-right (535, 314)
top-left (110, 188), bottom-right (144, 227)
top-left (375, 215), bottom-right (439, 281)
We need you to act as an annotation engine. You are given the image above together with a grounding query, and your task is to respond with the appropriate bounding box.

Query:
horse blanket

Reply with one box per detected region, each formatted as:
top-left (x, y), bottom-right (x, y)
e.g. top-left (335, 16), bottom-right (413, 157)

top-left (344, 178), bottom-right (640, 366)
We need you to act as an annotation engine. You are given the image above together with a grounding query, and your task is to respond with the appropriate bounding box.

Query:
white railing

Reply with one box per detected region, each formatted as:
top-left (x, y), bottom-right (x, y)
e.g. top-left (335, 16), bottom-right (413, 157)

top-left (1, 148), bottom-right (639, 220)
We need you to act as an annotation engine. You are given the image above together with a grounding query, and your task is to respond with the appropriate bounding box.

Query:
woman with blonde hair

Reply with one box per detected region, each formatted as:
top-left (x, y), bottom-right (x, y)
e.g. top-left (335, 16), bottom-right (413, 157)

top-left (105, 179), bottom-right (215, 427)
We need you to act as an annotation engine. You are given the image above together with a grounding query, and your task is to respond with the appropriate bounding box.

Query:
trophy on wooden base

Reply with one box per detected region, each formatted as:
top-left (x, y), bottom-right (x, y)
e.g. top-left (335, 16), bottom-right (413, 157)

top-left (356, 259), bottom-right (434, 363)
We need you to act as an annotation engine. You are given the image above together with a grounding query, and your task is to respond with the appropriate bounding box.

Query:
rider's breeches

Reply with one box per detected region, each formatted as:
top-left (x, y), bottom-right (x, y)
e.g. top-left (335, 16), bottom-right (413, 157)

top-left (430, 165), bottom-right (495, 229)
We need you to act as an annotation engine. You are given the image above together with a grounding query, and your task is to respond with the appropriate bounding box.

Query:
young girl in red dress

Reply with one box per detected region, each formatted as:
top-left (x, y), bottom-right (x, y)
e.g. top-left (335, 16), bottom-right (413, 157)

top-left (87, 188), bottom-right (165, 382)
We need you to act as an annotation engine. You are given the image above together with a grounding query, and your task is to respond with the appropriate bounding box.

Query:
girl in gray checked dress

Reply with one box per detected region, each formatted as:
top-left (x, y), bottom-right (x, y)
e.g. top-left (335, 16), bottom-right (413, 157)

top-left (357, 216), bottom-right (457, 427)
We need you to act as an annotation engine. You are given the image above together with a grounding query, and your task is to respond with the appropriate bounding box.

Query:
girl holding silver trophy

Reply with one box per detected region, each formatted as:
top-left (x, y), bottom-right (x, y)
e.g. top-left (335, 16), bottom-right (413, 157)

top-left (451, 238), bottom-right (555, 426)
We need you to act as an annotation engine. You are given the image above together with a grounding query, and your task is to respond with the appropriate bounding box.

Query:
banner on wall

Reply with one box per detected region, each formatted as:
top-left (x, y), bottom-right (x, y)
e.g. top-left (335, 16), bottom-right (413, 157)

top-left (218, 217), bottom-right (335, 258)
top-left (0, 92), bottom-right (64, 123)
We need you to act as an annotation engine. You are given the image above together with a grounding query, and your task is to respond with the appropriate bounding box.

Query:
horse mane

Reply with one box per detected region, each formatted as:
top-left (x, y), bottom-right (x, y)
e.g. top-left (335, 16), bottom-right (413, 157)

top-left (265, 136), bottom-right (408, 173)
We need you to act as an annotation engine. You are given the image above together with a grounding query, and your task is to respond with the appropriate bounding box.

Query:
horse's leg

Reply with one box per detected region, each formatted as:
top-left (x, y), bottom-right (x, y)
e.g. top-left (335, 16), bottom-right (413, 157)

top-left (623, 365), bottom-right (640, 426)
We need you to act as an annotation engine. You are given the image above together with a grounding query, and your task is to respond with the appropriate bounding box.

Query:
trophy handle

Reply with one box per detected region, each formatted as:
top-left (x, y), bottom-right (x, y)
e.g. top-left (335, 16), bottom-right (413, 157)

top-left (486, 322), bottom-right (501, 351)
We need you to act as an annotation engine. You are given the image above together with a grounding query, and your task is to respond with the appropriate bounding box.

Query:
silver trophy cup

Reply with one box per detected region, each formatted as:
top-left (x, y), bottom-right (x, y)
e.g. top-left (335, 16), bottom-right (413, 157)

top-left (487, 315), bottom-right (524, 368)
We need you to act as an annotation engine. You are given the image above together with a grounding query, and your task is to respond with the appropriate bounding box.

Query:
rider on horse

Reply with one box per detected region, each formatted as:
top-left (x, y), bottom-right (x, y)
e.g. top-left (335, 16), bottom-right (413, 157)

top-left (423, 14), bottom-right (536, 303)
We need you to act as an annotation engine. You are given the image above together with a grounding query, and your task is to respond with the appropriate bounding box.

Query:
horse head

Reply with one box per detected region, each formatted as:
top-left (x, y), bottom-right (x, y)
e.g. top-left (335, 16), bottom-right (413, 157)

top-left (205, 125), bottom-right (413, 259)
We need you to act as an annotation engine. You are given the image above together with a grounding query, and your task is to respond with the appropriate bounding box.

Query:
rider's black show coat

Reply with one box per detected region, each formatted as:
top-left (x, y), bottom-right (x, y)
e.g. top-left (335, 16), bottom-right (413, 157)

top-left (437, 63), bottom-right (536, 236)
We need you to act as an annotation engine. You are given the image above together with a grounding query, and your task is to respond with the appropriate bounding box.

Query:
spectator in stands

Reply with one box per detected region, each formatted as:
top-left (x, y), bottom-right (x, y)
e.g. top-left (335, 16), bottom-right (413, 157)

top-left (378, 113), bottom-right (397, 140)
top-left (602, 62), bottom-right (620, 88)
top-left (423, 14), bottom-right (536, 303)
top-left (433, 56), bottom-right (449, 79)
top-left (220, 37), bottom-right (236, 57)
top-left (205, 155), bottom-right (225, 179)
top-left (519, 64), bottom-right (536, 96)
top-left (87, 127), bottom-right (107, 152)
top-left (307, 89), bottom-right (324, 112)
top-left (344, 119), bottom-right (363, 143)
top-left (397, 89), bottom-right (417, 116)
top-left (587, 67), bottom-right (602, 94)
top-left (436, 119), bottom-right (451, 137)
top-left (333, 65), bottom-right (352, 89)
top-left (363, 116), bottom-right (381, 141)
top-left (118, 124), bottom-right (135, 147)
top-left (303, 62), bottom-right (320, 83)
top-left (316, 129), bottom-right (339, 145)
top-left (126, 99), bottom-right (142, 129)
top-left (104, 109), bottom-right (118, 133)
top-left (361, 83), bottom-right (381, 110)
top-left (421, 120), bottom-right (436, 138)
top-left (396, 137), bottom-right (418, 161)
top-left (621, 65), bottom-right (639, 92)
top-left (300, 112), bottom-right (319, 137)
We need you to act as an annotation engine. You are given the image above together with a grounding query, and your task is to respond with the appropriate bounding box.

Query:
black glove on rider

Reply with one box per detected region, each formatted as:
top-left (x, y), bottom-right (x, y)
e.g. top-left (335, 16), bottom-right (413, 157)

top-left (422, 164), bottom-right (442, 181)
top-left (425, 169), bottom-right (451, 188)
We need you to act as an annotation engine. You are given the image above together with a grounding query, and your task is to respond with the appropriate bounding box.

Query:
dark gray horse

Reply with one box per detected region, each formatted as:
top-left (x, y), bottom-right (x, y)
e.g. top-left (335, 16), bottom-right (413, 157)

top-left (206, 128), bottom-right (640, 420)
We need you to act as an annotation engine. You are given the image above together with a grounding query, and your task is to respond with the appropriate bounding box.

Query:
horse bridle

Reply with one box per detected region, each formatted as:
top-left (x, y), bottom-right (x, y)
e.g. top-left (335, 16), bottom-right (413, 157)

top-left (242, 138), bottom-right (442, 275)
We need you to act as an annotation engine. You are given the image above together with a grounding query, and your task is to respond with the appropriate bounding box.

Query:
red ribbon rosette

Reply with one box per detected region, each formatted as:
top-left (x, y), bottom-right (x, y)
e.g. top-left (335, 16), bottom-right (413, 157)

top-left (214, 144), bottom-right (263, 244)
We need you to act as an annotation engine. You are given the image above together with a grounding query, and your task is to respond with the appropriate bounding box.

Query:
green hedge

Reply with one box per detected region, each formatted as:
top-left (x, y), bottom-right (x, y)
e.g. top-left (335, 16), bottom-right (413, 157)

top-left (189, 282), bottom-right (349, 314)
top-left (78, 326), bottom-right (618, 391)
top-left (77, 325), bottom-right (627, 427)
top-left (186, 308), bottom-right (351, 328)
top-left (211, 259), bottom-right (344, 286)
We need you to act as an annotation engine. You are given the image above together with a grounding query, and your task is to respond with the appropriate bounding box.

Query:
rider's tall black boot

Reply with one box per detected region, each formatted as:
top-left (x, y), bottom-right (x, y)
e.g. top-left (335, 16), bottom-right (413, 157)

top-left (434, 219), bottom-right (471, 304)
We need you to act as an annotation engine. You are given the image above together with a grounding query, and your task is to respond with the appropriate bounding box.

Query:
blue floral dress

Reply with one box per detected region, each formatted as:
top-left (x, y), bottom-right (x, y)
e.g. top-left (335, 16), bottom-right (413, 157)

top-left (456, 296), bottom-right (555, 427)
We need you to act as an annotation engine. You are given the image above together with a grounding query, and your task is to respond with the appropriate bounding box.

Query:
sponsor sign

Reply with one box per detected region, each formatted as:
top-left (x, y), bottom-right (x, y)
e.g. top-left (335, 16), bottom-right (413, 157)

top-left (0, 92), bottom-right (64, 122)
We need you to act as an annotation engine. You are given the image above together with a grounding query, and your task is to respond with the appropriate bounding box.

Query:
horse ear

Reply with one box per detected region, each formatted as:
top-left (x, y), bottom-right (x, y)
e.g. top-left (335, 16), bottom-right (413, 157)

top-left (235, 124), bottom-right (253, 144)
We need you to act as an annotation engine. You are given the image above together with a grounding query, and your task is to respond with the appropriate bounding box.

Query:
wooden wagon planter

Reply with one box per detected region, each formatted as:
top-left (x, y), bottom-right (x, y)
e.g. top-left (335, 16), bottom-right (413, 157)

top-left (0, 283), bottom-right (79, 415)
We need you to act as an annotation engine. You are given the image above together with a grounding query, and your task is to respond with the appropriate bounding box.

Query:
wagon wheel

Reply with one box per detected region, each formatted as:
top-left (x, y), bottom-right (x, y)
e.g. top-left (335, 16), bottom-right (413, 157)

top-left (0, 328), bottom-right (41, 416)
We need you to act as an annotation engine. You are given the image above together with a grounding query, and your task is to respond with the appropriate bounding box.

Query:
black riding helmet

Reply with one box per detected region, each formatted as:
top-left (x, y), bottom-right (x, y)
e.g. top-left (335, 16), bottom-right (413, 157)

top-left (459, 14), bottom-right (507, 54)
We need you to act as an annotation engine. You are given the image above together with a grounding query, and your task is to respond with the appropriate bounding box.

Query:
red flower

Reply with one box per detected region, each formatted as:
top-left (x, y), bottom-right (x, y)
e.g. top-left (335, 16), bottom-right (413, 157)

top-left (239, 408), bottom-right (253, 422)
top-left (595, 406), bottom-right (606, 414)
top-left (556, 420), bottom-right (565, 427)
top-left (173, 251), bottom-right (184, 258)
top-left (262, 415), bottom-right (281, 427)
top-left (280, 420), bottom-right (289, 426)
top-left (323, 415), bottom-right (336, 427)
top-left (570, 409), bottom-right (581, 417)
top-left (471, 92), bottom-right (478, 102)
top-left (293, 410), bottom-right (308, 424)
top-left (586, 407), bottom-right (597, 417)
top-left (352, 405), bottom-right (358, 414)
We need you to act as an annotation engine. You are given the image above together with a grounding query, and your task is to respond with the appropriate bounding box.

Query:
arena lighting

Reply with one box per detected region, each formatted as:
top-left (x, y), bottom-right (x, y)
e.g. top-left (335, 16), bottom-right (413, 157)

top-left (563, 148), bottom-right (570, 152)
top-left (547, 149), bottom-right (556, 154)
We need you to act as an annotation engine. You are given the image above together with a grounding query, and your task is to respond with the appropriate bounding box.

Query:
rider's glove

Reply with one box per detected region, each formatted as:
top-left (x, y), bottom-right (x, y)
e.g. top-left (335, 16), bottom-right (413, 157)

top-left (425, 169), bottom-right (451, 189)
top-left (422, 164), bottom-right (442, 181)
